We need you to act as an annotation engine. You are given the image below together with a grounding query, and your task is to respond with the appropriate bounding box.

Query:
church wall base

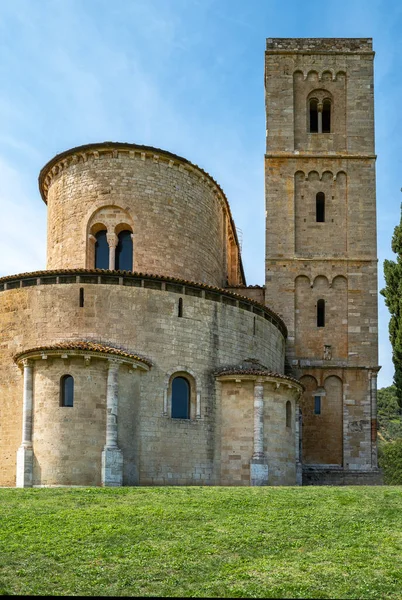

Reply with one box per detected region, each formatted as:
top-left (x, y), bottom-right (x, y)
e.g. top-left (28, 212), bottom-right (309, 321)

top-left (302, 465), bottom-right (383, 486)
top-left (250, 459), bottom-right (269, 486)
top-left (101, 447), bottom-right (123, 487)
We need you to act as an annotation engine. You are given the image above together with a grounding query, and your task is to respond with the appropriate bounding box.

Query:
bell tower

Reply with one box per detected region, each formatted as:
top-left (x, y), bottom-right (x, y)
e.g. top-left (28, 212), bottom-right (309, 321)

top-left (264, 38), bottom-right (380, 483)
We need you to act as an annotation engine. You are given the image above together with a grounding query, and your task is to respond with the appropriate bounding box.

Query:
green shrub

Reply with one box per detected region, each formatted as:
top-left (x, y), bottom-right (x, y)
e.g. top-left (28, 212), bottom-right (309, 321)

top-left (379, 438), bottom-right (402, 484)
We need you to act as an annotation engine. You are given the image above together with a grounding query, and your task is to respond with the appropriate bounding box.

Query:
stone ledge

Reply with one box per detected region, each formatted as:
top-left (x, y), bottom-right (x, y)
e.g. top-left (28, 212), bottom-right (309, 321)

top-left (266, 37), bottom-right (373, 54)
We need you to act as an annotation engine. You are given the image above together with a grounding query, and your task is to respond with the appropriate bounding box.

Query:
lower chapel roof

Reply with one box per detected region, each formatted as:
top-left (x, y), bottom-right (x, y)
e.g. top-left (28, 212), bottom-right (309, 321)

top-left (14, 341), bottom-right (153, 369)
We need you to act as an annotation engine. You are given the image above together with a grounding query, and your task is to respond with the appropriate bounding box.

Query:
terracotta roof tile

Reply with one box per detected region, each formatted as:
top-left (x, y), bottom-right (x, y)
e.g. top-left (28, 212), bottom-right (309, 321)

top-left (214, 365), bottom-right (303, 387)
top-left (14, 340), bottom-right (152, 367)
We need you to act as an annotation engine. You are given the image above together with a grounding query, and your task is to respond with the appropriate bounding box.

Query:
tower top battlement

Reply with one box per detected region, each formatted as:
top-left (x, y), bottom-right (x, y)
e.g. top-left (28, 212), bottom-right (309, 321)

top-left (266, 38), bottom-right (373, 54)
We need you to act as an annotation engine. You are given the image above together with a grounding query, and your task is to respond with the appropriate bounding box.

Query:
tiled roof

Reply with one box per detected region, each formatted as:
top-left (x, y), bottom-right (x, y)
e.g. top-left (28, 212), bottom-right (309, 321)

top-left (214, 365), bottom-right (303, 387)
top-left (14, 341), bottom-right (152, 367)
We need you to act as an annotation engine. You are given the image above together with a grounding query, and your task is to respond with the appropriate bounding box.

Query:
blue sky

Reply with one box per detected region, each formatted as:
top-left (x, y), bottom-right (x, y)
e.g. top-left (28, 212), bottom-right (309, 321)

top-left (0, 0), bottom-right (401, 388)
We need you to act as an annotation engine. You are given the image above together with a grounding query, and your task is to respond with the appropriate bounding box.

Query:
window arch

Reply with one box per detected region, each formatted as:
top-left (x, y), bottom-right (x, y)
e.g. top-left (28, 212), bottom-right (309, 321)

top-left (309, 98), bottom-right (319, 133)
top-left (94, 230), bottom-right (109, 269)
top-left (60, 375), bottom-right (74, 407)
top-left (171, 376), bottom-right (190, 419)
top-left (322, 99), bottom-right (331, 133)
top-left (317, 299), bottom-right (325, 327)
top-left (286, 401), bottom-right (292, 428)
top-left (316, 192), bottom-right (325, 222)
top-left (115, 230), bottom-right (133, 271)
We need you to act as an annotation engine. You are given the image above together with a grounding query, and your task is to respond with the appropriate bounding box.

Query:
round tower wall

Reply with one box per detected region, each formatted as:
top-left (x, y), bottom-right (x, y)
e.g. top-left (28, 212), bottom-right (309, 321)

top-left (43, 147), bottom-right (241, 287)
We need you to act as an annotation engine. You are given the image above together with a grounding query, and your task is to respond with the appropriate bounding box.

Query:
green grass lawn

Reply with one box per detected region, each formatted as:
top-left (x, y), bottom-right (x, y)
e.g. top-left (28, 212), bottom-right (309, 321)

top-left (1, 486), bottom-right (402, 598)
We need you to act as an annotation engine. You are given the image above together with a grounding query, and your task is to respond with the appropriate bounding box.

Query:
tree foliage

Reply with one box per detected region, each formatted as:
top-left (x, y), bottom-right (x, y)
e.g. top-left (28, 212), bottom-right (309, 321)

top-left (377, 386), bottom-right (402, 483)
top-left (379, 439), bottom-right (402, 484)
top-left (381, 205), bottom-right (402, 408)
top-left (377, 385), bottom-right (402, 441)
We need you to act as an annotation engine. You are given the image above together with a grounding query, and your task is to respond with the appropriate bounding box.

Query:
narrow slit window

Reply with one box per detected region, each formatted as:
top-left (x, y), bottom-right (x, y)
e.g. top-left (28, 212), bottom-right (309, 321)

top-left (115, 230), bottom-right (133, 271)
top-left (60, 375), bottom-right (74, 407)
top-left (322, 99), bottom-right (331, 133)
top-left (79, 287), bottom-right (84, 307)
top-left (314, 395), bottom-right (321, 415)
top-left (171, 376), bottom-right (190, 419)
top-left (94, 230), bottom-right (109, 269)
top-left (316, 192), bottom-right (325, 222)
top-left (178, 297), bottom-right (183, 317)
top-left (253, 316), bottom-right (256, 335)
top-left (317, 299), bottom-right (325, 327)
top-left (286, 401), bottom-right (292, 428)
top-left (309, 99), bottom-right (318, 133)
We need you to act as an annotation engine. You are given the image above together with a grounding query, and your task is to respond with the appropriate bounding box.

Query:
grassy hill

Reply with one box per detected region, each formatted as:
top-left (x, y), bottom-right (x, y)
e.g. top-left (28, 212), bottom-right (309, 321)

top-left (1, 486), bottom-right (402, 598)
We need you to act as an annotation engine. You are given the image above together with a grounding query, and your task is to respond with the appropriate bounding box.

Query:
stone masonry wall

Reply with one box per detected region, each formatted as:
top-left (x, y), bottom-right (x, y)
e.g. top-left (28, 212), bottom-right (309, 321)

top-left (0, 283), bottom-right (285, 486)
top-left (32, 357), bottom-right (108, 486)
top-left (264, 38), bottom-right (378, 474)
top-left (217, 379), bottom-right (298, 486)
top-left (43, 145), bottom-right (243, 288)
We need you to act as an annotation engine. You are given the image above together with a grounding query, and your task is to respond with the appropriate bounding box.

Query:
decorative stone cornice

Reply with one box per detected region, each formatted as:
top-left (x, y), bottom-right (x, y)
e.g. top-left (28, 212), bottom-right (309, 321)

top-left (266, 37), bottom-right (373, 55)
top-left (14, 341), bottom-right (152, 370)
top-left (0, 269), bottom-right (287, 338)
top-left (265, 153), bottom-right (376, 160)
top-left (214, 367), bottom-right (304, 393)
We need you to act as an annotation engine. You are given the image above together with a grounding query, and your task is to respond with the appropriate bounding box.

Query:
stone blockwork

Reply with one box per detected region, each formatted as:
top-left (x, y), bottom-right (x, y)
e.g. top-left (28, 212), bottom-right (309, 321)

top-left (264, 38), bottom-right (380, 483)
top-left (0, 277), bottom-right (286, 486)
top-left (302, 466), bottom-right (383, 486)
top-left (216, 374), bottom-right (302, 486)
top-left (40, 143), bottom-right (244, 288)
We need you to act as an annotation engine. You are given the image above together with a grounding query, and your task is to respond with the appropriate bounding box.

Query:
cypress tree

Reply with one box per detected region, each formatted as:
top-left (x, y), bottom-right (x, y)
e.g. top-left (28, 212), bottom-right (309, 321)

top-left (381, 204), bottom-right (402, 408)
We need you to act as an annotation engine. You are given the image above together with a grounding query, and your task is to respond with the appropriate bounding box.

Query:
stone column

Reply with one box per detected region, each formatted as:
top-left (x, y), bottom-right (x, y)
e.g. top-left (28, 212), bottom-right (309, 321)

top-left (87, 234), bottom-right (96, 269)
top-left (317, 102), bottom-right (323, 133)
top-left (295, 405), bottom-right (303, 486)
top-left (107, 233), bottom-right (118, 271)
top-left (250, 378), bottom-right (269, 485)
top-left (101, 359), bottom-right (123, 486)
top-left (16, 359), bottom-right (34, 487)
top-left (370, 370), bottom-right (378, 468)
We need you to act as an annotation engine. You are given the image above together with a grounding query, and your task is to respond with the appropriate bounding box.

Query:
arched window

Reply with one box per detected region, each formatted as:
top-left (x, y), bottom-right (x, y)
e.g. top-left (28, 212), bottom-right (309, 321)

top-left (95, 230), bottom-right (109, 269)
top-left (316, 192), bottom-right (325, 222)
top-left (322, 99), bottom-right (331, 133)
top-left (286, 401), bottom-right (292, 428)
top-left (60, 375), bottom-right (74, 407)
top-left (317, 299), bottom-right (325, 327)
top-left (115, 230), bottom-right (133, 271)
top-left (171, 376), bottom-right (190, 419)
top-left (309, 97), bottom-right (331, 133)
top-left (309, 99), bottom-right (319, 133)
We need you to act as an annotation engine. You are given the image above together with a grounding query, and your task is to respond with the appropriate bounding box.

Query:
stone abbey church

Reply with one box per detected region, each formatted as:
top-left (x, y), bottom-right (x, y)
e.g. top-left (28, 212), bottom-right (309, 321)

top-left (0, 38), bottom-right (381, 488)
